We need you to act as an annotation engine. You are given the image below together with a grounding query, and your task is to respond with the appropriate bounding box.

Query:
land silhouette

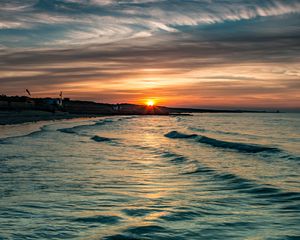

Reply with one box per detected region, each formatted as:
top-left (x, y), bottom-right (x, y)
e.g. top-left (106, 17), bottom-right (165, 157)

top-left (0, 94), bottom-right (265, 125)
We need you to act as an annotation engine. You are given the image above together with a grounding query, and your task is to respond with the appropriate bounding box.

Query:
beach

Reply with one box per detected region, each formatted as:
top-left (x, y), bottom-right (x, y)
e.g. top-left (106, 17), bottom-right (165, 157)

top-left (0, 110), bottom-right (102, 125)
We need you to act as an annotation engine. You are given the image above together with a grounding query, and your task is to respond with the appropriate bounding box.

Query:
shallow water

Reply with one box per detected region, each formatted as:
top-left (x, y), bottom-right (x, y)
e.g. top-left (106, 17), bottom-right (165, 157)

top-left (0, 113), bottom-right (299, 239)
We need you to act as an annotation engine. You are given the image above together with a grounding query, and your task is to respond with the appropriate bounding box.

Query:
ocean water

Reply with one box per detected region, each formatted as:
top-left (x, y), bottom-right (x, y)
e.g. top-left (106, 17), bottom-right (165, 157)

top-left (0, 113), bottom-right (299, 240)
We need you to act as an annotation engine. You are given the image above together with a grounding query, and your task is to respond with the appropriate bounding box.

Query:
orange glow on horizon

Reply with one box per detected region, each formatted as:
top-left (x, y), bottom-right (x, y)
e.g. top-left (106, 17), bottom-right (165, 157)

top-left (146, 100), bottom-right (155, 106)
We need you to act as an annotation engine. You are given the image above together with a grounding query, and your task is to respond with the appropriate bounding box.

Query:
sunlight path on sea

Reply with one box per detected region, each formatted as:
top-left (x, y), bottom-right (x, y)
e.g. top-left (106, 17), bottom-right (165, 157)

top-left (0, 114), bottom-right (299, 239)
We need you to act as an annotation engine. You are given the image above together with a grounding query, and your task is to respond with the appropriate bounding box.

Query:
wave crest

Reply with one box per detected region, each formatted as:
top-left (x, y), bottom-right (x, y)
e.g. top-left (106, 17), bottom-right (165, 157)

top-left (198, 135), bottom-right (279, 153)
top-left (91, 135), bottom-right (113, 142)
top-left (165, 131), bottom-right (280, 153)
top-left (164, 131), bottom-right (197, 139)
top-left (0, 125), bottom-right (48, 143)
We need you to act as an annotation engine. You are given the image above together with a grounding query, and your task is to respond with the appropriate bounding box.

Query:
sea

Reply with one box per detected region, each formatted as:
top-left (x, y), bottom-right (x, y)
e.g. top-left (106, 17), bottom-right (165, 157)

top-left (0, 113), bottom-right (299, 240)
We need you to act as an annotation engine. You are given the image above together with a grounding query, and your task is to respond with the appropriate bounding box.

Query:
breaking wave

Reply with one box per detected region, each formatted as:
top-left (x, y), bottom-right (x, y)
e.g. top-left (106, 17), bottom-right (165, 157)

top-left (57, 117), bottom-right (130, 135)
top-left (57, 119), bottom-right (115, 135)
top-left (165, 131), bottom-right (280, 153)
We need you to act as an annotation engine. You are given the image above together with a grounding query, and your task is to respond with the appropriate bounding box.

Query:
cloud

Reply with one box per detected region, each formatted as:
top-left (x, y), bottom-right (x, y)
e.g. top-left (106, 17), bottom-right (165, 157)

top-left (1, 0), bottom-right (300, 45)
top-left (0, 27), bottom-right (299, 91)
top-left (0, 0), bottom-right (299, 109)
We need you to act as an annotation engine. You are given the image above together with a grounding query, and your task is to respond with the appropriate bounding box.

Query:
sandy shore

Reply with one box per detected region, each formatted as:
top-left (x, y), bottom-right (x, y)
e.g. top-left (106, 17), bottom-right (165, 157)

top-left (0, 110), bottom-right (103, 125)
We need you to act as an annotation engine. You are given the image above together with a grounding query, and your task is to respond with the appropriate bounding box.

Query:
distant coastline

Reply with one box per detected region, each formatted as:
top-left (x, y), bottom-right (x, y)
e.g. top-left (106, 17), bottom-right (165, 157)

top-left (0, 95), bottom-right (271, 125)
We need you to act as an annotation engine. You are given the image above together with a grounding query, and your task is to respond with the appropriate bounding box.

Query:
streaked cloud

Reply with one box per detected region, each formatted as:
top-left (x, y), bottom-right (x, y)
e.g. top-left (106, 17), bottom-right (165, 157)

top-left (0, 0), bottom-right (299, 110)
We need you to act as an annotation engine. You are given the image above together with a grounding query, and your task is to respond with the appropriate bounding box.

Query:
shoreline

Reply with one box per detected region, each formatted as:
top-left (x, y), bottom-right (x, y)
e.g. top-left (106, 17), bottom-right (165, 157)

top-left (0, 110), bottom-right (185, 126)
top-left (0, 110), bottom-right (106, 126)
top-left (0, 113), bottom-right (107, 140)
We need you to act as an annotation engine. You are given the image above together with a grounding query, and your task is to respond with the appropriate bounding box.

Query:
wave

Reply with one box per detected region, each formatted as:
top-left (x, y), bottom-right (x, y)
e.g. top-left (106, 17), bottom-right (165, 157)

top-left (161, 151), bottom-right (189, 164)
top-left (198, 135), bottom-right (279, 153)
top-left (110, 139), bottom-right (284, 224)
top-left (188, 127), bottom-right (258, 139)
top-left (160, 210), bottom-right (200, 222)
top-left (181, 164), bottom-right (300, 210)
top-left (164, 131), bottom-right (197, 139)
top-left (91, 135), bottom-right (113, 142)
top-left (57, 128), bottom-right (77, 134)
top-left (157, 146), bottom-right (299, 211)
top-left (73, 215), bottom-right (121, 224)
top-left (95, 119), bottom-right (114, 125)
top-left (280, 155), bottom-right (300, 161)
top-left (57, 123), bottom-right (97, 135)
top-left (58, 119), bottom-right (121, 145)
top-left (0, 125), bottom-right (49, 144)
top-left (165, 131), bottom-right (280, 153)
top-left (57, 118), bottom-right (119, 135)
top-left (103, 225), bottom-right (167, 240)
top-left (122, 208), bottom-right (160, 217)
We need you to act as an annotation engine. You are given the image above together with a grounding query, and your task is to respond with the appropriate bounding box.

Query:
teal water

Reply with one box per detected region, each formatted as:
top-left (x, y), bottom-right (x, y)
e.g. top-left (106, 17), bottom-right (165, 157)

top-left (0, 113), bottom-right (299, 239)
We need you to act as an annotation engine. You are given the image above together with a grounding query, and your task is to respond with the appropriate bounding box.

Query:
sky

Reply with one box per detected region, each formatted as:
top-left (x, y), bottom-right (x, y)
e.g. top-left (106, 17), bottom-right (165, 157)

top-left (0, 0), bottom-right (299, 110)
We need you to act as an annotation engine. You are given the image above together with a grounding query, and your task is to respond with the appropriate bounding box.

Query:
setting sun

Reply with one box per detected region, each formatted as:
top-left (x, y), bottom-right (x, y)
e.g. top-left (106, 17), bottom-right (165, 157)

top-left (146, 100), bottom-right (155, 106)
